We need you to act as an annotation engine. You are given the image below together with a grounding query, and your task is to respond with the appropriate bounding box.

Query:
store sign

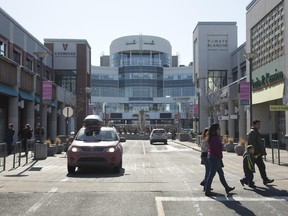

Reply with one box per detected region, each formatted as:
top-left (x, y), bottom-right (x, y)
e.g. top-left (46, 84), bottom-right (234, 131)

top-left (269, 105), bottom-right (288, 111)
top-left (53, 42), bottom-right (77, 69)
top-left (253, 71), bottom-right (284, 91)
top-left (207, 35), bottom-right (228, 51)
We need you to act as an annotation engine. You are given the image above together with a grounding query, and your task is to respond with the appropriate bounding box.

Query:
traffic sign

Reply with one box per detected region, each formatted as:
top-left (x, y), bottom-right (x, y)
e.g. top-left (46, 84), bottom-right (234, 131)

top-left (63, 107), bottom-right (73, 117)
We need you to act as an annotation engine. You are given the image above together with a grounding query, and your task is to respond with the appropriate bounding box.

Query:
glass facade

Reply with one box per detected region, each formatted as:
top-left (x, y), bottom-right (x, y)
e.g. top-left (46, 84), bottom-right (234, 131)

top-left (54, 70), bottom-right (77, 93)
top-left (111, 51), bottom-right (171, 67)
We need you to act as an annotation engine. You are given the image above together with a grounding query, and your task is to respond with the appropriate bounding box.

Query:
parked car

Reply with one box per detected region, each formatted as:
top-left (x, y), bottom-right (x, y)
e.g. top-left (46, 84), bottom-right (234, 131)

top-left (150, 128), bottom-right (167, 144)
top-left (67, 115), bottom-right (125, 174)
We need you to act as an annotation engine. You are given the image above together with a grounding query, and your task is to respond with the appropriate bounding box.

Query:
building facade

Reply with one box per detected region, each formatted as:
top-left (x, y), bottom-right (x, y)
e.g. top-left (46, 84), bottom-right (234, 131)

top-left (246, 0), bottom-right (287, 147)
top-left (0, 7), bottom-right (90, 143)
top-left (193, 1), bottom-right (288, 149)
top-left (91, 35), bottom-right (195, 132)
top-left (193, 22), bottom-right (238, 134)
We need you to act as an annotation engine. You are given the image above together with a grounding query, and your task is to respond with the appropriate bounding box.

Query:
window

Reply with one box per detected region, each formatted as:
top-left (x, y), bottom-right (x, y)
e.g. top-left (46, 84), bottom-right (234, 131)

top-left (13, 49), bottom-right (21, 64)
top-left (208, 70), bottom-right (227, 93)
top-left (26, 57), bottom-right (33, 70)
top-left (0, 41), bottom-right (6, 56)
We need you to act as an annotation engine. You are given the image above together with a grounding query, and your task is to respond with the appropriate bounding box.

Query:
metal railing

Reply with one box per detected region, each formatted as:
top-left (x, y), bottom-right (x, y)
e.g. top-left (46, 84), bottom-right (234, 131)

top-left (271, 139), bottom-right (280, 165)
top-left (0, 142), bottom-right (7, 172)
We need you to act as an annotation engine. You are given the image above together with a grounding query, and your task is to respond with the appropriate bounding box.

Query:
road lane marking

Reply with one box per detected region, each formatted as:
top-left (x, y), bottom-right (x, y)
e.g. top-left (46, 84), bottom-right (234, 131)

top-left (155, 196), bottom-right (288, 216)
top-left (60, 177), bottom-right (69, 182)
top-left (25, 187), bottom-right (58, 215)
top-left (156, 196), bottom-right (288, 216)
top-left (142, 140), bottom-right (146, 155)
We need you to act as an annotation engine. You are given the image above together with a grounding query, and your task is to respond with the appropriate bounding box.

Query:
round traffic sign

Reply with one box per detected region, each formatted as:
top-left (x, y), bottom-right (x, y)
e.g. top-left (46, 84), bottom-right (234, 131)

top-left (63, 107), bottom-right (73, 117)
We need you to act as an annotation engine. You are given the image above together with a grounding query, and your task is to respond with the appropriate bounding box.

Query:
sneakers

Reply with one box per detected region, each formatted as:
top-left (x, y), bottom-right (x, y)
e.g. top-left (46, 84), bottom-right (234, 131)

top-left (263, 178), bottom-right (274, 185)
top-left (225, 186), bottom-right (235, 194)
top-left (248, 184), bottom-right (256, 189)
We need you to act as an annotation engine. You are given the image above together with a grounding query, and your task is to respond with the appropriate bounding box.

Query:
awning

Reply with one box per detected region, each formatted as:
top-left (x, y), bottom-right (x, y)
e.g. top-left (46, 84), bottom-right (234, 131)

top-left (253, 82), bottom-right (284, 105)
top-left (19, 90), bottom-right (34, 101)
top-left (0, 83), bottom-right (17, 97)
top-left (35, 96), bottom-right (40, 104)
top-left (50, 100), bottom-right (57, 108)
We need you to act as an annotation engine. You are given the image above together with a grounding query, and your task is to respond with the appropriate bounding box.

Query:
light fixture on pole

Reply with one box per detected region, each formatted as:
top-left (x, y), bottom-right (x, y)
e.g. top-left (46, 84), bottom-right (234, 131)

top-left (85, 87), bottom-right (91, 115)
top-left (244, 52), bottom-right (256, 127)
top-left (34, 51), bottom-right (48, 143)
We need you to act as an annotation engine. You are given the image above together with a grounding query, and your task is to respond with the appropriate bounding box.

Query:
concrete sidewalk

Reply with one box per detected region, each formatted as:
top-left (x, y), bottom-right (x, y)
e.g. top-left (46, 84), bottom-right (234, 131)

top-left (172, 139), bottom-right (288, 166)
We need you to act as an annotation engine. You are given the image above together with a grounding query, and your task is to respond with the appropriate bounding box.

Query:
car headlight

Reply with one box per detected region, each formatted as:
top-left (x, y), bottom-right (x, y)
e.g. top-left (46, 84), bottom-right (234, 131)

top-left (106, 147), bottom-right (115, 153)
top-left (71, 147), bottom-right (81, 152)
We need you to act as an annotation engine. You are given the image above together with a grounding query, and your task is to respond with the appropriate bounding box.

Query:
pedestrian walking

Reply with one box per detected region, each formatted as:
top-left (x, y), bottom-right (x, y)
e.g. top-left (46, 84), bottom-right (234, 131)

top-left (204, 123), bottom-right (235, 196)
top-left (35, 123), bottom-right (44, 142)
top-left (4, 123), bottom-right (15, 155)
top-left (200, 127), bottom-right (209, 188)
top-left (247, 119), bottom-right (274, 185)
top-left (240, 145), bottom-right (256, 188)
top-left (19, 124), bottom-right (32, 156)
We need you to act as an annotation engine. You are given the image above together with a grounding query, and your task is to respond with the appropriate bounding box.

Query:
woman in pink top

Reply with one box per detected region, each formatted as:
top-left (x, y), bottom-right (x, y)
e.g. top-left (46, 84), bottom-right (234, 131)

top-left (204, 123), bottom-right (235, 197)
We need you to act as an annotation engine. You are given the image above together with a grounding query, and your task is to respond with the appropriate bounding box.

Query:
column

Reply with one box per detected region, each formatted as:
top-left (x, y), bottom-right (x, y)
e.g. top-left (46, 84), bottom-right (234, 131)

top-left (8, 97), bottom-right (19, 139)
top-left (239, 105), bottom-right (246, 140)
top-left (58, 104), bottom-right (65, 135)
top-left (42, 105), bottom-right (48, 141)
top-left (50, 107), bottom-right (57, 139)
top-left (26, 101), bottom-right (35, 130)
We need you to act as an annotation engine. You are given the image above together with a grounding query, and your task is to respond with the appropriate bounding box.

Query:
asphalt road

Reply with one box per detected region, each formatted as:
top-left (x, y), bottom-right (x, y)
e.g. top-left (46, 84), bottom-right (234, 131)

top-left (0, 140), bottom-right (287, 216)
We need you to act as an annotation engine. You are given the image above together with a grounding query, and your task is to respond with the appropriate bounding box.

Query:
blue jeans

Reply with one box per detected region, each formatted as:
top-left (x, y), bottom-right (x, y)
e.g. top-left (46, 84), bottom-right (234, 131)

top-left (205, 156), bottom-right (229, 192)
top-left (201, 156), bottom-right (209, 183)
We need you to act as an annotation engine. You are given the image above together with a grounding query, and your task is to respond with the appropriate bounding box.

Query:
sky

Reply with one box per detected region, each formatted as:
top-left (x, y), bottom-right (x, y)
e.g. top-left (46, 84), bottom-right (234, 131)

top-left (0, 0), bottom-right (251, 66)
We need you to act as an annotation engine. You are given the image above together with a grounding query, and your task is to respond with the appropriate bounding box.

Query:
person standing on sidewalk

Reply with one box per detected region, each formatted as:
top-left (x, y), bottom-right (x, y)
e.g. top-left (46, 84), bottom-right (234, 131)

top-left (4, 123), bottom-right (15, 155)
top-left (204, 123), bottom-right (235, 196)
top-left (247, 119), bottom-right (274, 185)
top-left (19, 124), bottom-right (32, 156)
top-left (240, 145), bottom-right (256, 188)
top-left (200, 127), bottom-right (209, 188)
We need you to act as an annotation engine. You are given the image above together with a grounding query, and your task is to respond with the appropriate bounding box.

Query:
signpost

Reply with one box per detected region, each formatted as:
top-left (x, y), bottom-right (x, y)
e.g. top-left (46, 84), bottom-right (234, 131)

top-left (63, 107), bottom-right (73, 136)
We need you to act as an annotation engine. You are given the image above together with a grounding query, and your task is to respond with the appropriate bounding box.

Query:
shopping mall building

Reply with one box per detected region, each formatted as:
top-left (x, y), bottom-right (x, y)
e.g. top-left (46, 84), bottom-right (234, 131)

top-left (1, 0), bottom-right (288, 149)
top-left (91, 35), bottom-right (194, 133)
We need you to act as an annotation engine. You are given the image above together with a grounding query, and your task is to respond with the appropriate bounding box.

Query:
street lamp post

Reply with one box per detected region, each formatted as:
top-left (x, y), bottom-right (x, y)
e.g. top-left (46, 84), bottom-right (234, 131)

top-left (85, 87), bottom-right (91, 116)
top-left (244, 52), bottom-right (255, 127)
top-left (34, 51), bottom-right (48, 143)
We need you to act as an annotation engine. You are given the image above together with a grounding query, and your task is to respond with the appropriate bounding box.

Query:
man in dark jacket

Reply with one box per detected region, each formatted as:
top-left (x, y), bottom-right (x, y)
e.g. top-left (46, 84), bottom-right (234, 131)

top-left (247, 119), bottom-right (274, 185)
top-left (4, 123), bottom-right (15, 155)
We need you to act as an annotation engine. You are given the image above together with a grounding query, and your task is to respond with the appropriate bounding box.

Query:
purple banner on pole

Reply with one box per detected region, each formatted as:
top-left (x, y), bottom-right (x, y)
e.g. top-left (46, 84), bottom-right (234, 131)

top-left (43, 81), bottom-right (53, 100)
top-left (240, 82), bottom-right (250, 100)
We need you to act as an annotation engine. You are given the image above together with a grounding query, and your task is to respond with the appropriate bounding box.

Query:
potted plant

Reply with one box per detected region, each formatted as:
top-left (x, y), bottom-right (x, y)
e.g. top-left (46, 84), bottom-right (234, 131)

top-left (234, 138), bottom-right (246, 156)
top-left (45, 139), bottom-right (57, 156)
top-left (55, 137), bottom-right (64, 154)
top-left (224, 137), bottom-right (236, 152)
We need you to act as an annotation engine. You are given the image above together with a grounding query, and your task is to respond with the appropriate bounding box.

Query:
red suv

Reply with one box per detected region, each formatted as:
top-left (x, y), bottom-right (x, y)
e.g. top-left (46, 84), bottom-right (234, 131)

top-left (67, 126), bottom-right (125, 174)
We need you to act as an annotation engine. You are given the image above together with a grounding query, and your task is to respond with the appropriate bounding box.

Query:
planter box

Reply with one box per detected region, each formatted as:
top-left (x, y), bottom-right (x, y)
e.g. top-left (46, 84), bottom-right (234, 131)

top-left (47, 145), bottom-right (57, 156)
top-left (234, 145), bottom-right (245, 156)
top-left (56, 144), bottom-right (64, 154)
top-left (34, 143), bottom-right (47, 160)
top-left (224, 143), bottom-right (236, 152)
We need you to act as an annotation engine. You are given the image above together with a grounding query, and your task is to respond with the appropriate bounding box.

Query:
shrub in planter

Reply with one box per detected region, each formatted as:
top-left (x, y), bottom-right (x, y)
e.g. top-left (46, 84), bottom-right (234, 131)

top-left (234, 138), bottom-right (246, 156)
top-left (224, 137), bottom-right (236, 152)
top-left (55, 137), bottom-right (64, 154)
top-left (45, 139), bottom-right (57, 156)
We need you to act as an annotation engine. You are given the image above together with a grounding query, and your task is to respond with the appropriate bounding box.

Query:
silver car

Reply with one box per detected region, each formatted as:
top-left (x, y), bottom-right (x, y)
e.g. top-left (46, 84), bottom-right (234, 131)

top-left (150, 129), bottom-right (168, 144)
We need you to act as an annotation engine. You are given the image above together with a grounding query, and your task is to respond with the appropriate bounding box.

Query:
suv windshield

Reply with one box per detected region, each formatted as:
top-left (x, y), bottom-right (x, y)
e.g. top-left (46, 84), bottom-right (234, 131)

top-left (153, 129), bottom-right (165, 134)
top-left (75, 128), bottom-right (117, 142)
